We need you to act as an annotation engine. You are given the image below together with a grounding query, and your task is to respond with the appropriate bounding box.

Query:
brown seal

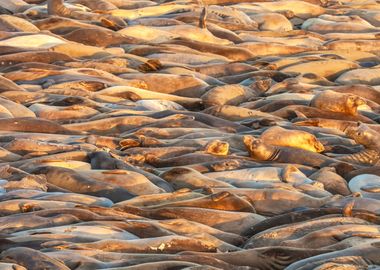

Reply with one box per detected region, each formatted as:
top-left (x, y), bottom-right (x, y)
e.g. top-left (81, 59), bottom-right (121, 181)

top-left (310, 90), bottom-right (366, 115)
top-left (260, 126), bottom-right (325, 152)
top-left (243, 136), bottom-right (348, 168)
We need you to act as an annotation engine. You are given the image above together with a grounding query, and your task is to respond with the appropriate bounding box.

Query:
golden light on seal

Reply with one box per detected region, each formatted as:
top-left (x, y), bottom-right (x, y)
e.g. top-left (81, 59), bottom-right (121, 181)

top-left (0, 0), bottom-right (380, 268)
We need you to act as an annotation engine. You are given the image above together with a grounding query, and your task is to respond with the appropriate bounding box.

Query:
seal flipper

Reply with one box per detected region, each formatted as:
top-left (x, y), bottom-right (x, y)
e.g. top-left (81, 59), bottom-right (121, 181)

top-left (293, 119), bottom-right (321, 127)
top-left (211, 191), bottom-right (230, 202)
top-left (100, 17), bottom-right (124, 31)
top-left (138, 59), bottom-right (163, 72)
top-left (199, 6), bottom-right (208, 29)
top-left (361, 184), bottom-right (380, 193)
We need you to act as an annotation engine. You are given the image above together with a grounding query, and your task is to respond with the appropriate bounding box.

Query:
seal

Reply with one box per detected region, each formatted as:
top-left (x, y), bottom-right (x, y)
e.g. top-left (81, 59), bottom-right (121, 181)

top-left (29, 166), bottom-right (136, 202)
top-left (179, 246), bottom-right (329, 269)
top-left (88, 151), bottom-right (173, 192)
top-left (336, 66), bottom-right (380, 86)
top-left (47, 0), bottom-right (127, 29)
top-left (208, 187), bottom-right (341, 216)
top-left (201, 84), bottom-right (257, 108)
top-left (272, 105), bottom-right (376, 123)
top-left (302, 17), bottom-right (377, 33)
top-left (337, 123), bottom-right (380, 166)
top-left (160, 167), bottom-right (234, 190)
top-left (243, 136), bottom-right (344, 168)
top-left (119, 73), bottom-right (209, 98)
top-left (115, 189), bottom-right (204, 208)
top-left (260, 126), bottom-right (325, 152)
top-left (0, 118), bottom-right (84, 135)
top-left (164, 38), bottom-right (254, 61)
top-left (285, 242), bottom-right (380, 270)
top-left (309, 167), bottom-right (351, 195)
top-left (280, 59), bottom-right (359, 80)
top-left (0, 75), bottom-right (26, 92)
top-left (54, 235), bottom-right (225, 253)
top-left (77, 169), bottom-right (165, 195)
top-left (62, 27), bottom-right (141, 47)
top-left (143, 191), bottom-right (255, 212)
top-left (310, 90), bottom-right (367, 115)
top-left (0, 247), bottom-right (70, 270)
top-left (0, 14), bottom-right (40, 32)
top-left (29, 104), bottom-right (99, 122)
top-left (246, 217), bottom-right (369, 248)
top-left (115, 205), bottom-right (265, 235)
